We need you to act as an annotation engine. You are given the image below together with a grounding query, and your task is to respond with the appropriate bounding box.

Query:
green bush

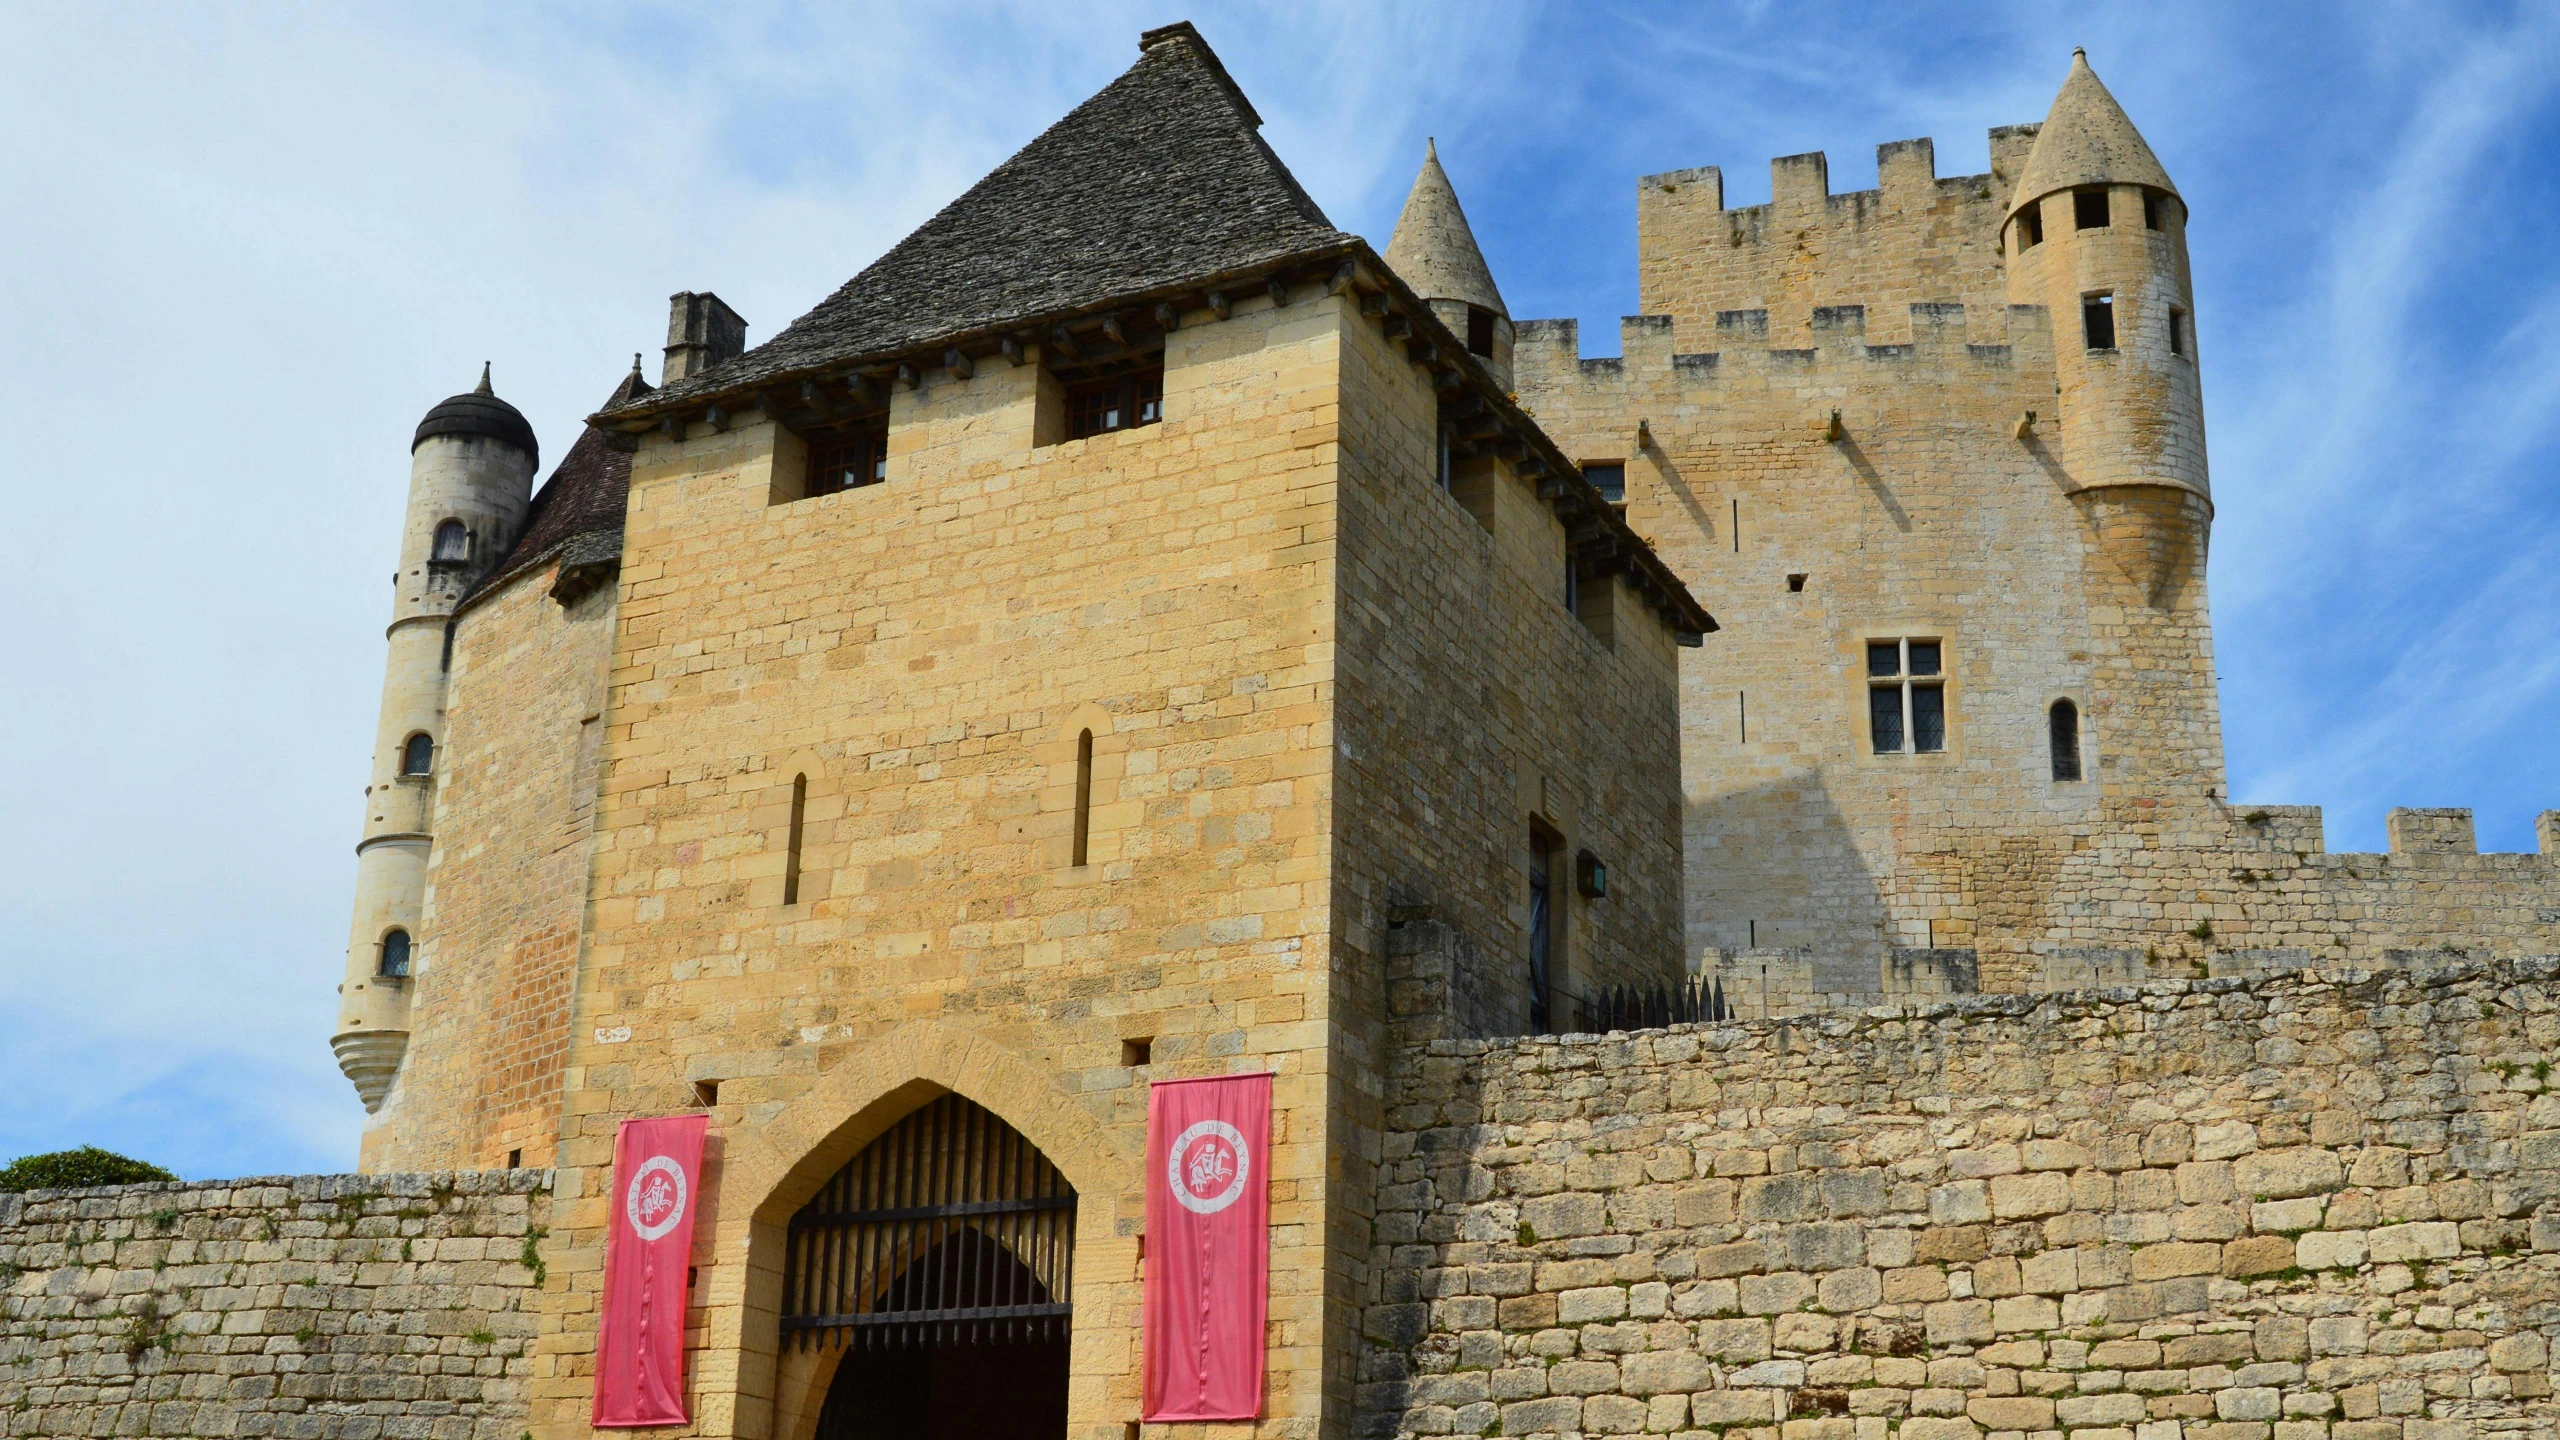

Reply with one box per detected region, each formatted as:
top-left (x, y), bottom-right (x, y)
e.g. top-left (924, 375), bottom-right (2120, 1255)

top-left (0, 1147), bottom-right (178, 1192)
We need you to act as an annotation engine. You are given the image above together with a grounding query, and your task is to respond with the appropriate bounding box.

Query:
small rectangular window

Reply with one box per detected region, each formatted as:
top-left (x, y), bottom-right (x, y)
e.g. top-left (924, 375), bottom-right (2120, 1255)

top-left (1911, 684), bottom-right (1945, 753)
top-left (2083, 294), bottom-right (2116, 351)
top-left (1581, 462), bottom-right (1625, 506)
top-left (1436, 427), bottom-right (1453, 492)
top-left (2016, 201), bottom-right (2044, 251)
top-left (1562, 552), bottom-right (1580, 614)
top-left (806, 423), bottom-right (888, 495)
top-left (1867, 637), bottom-right (1949, 756)
top-left (2074, 186), bottom-right (2110, 230)
top-left (1466, 305), bottom-right (1496, 358)
top-left (2143, 191), bottom-right (2163, 230)
top-left (1120, 1037), bottom-right (1152, 1067)
top-left (2168, 306), bottom-right (2188, 357)
top-left (1065, 363), bottom-right (1164, 439)
top-left (1869, 684), bottom-right (1904, 754)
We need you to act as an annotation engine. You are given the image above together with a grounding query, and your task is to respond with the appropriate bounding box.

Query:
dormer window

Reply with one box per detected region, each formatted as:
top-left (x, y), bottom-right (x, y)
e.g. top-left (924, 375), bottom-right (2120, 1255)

top-left (1065, 361), bottom-right (1164, 439)
top-left (1466, 305), bottom-right (1496, 358)
top-left (431, 520), bottom-right (469, 562)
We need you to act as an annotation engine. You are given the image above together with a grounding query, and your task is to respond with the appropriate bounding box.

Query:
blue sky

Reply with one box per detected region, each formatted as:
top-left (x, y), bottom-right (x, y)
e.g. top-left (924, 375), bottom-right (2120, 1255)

top-left (1, 2), bottom-right (2553, 1178)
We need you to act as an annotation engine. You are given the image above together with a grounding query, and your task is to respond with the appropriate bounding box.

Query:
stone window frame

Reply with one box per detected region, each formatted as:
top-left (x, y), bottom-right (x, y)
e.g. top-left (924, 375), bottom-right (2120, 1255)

top-left (1858, 631), bottom-right (1959, 763)
top-left (399, 731), bottom-right (435, 778)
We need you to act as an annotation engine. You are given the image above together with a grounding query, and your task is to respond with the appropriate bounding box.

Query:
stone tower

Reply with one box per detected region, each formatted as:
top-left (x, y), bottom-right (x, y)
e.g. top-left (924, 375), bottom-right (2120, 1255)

top-left (330, 366), bottom-right (538, 1112)
top-left (1384, 140), bottom-right (1514, 388)
top-left (2003, 49), bottom-right (2223, 801)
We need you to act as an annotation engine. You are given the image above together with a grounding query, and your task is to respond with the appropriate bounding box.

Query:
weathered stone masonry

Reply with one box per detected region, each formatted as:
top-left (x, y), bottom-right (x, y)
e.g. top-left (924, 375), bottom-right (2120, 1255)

top-left (0, 1171), bottom-right (548, 1440)
top-left (1361, 929), bottom-right (2560, 1440)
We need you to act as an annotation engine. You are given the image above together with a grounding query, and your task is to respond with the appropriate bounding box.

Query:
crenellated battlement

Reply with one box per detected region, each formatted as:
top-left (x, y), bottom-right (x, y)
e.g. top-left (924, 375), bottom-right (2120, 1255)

top-left (1635, 128), bottom-right (2040, 348)
top-left (1514, 300), bottom-right (2054, 397)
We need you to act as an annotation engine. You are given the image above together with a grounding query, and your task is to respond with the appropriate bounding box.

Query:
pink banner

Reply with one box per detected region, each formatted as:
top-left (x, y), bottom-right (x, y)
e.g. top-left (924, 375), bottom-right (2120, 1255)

top-left (1143, 1072), bottom-right (1272, 1422)
top-left (593, 1114), bottom-right (707, 1428)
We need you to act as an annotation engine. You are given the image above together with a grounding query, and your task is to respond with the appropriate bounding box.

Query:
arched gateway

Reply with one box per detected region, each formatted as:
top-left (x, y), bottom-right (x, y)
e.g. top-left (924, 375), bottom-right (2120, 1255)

top-left (785, 1094), bottom-right (1076, 1440)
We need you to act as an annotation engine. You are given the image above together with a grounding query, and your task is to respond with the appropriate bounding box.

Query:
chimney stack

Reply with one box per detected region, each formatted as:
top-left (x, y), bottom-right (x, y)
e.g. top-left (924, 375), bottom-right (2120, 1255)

top-left (663, 292), bottom-right (747, 383)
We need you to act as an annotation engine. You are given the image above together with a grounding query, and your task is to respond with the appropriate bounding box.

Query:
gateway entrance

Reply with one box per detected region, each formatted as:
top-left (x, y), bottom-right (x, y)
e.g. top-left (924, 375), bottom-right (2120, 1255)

top-left (787, 1094), bottom-right (1076, 1440)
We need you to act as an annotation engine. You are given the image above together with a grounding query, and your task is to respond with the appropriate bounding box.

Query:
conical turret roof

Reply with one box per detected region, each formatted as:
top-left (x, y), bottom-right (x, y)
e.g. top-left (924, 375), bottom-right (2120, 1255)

top-left (1383, 140), bottom-right (1507, 318)
top-left (414, 362), bottom-right (538, 462)
top-left (2007, 49), bottom-right (2179, 219)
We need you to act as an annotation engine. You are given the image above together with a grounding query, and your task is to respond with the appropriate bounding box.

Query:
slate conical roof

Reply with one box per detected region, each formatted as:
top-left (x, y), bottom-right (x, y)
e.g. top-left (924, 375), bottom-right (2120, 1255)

top-left (2008, 49), bottom-right (2179, 220)
top-left (1384, 140), bottom-right (1506, 319)
top-left (623, 22), bottom-right (1355, 413)
top-left (461, 359), bottom-right (654, 610)
top-left (415, 362), bottom-right (539, 463)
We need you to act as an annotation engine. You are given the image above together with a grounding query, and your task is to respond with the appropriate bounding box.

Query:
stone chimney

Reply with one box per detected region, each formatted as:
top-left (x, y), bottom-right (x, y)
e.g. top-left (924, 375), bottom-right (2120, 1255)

top-left (663, 292), bottom-right (748, 384)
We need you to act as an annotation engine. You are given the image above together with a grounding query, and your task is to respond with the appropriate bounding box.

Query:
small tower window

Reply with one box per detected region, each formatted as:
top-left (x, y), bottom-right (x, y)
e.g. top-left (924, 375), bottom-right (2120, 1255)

top-left (2073, 186), bottom-right (2110, 230)
top-left (2049, 699), bottom-right (2083, 782)
top-left (2082, 293), bottom-right (2116, 351)
top-left (378, 928), bottom-right (411, 979)
top-left (1580, 462), bottom-right (1625, 506)
top-left (401, 733), bottom-right (434, 776)
top-left (1436, 426), bottom-right (1453, 493)
top-left (2168, 306), bottom-right (2188, 357)
top-left (431, 520), bottom-right (469, 561)
top-left (2143, 191), bottom-right (2164, 230)
top-left (1465, 305), bottom-right (1496, 359)
top-left (2015, 201), bottom-right (2044, 251)
top-left (1562, 544), bottom-right (1580, 615)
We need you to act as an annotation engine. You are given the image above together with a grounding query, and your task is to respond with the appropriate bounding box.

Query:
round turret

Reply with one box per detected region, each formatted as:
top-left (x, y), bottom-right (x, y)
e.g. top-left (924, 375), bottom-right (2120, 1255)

top-left (413, 363), bottom-right (540, 463)
top-left (334, 362), bottom-right (541, 1118)
top-left (2002, 50), bottom-right (2207, 502)
top-left (1384, 140), bottom-right (1515, 389)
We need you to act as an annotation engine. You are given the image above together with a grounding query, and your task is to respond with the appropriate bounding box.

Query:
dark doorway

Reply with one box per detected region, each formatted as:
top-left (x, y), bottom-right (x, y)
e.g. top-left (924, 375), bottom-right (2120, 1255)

top-left (788, 1095), bottom-right (1076, 1440)
top-left (810, 1230), bottom-right (1069, 1438)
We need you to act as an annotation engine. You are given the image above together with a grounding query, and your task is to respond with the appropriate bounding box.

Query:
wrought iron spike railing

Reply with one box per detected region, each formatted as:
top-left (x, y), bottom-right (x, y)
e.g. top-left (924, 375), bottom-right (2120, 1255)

top-left (1569, 974), bottom-right (1731, 1034)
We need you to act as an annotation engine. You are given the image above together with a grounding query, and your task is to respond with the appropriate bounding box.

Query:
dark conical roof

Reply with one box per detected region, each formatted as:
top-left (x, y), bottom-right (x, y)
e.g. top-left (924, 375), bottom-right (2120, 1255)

top-left (459, 360), bottom-right (653, 611)
top-left (414, 362), bottom-right (539, 464)
top-left (619, 22), bottom-right (1355, 414)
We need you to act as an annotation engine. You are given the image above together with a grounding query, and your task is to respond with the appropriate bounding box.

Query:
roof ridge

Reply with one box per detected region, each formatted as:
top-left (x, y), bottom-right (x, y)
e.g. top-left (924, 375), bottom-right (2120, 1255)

top-left (620, 23), bottom-right (1352, 414)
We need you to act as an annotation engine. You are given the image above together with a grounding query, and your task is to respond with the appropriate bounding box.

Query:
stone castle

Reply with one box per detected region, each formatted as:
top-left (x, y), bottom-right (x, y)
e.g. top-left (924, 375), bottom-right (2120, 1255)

top-left (24, 23), bottom-right (2556, 1440)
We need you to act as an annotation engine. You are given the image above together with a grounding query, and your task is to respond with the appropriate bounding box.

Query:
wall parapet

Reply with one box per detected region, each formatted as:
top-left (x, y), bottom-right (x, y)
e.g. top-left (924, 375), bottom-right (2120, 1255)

top-left (0, 1169), bottom-right (549, 1440)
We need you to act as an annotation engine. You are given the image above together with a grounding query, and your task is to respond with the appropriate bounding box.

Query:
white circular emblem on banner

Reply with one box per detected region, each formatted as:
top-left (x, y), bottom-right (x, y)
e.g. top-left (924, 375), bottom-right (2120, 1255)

top-left (1167, 1119), bottom-right (1251, 1215)
top-left (625, 1155), bottom-right (689, 1242)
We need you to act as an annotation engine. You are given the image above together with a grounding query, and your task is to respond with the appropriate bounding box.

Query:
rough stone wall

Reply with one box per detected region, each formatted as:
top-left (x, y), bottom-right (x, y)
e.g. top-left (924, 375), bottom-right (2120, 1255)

top-left (367, 562), bottom-right (616, 1175)
top-left (0, 1171), bottom-right (549, 1440)
top-left (539, 288), bottom-right (1362, 1440)
top-left (1360, 942), bottom-right (2560, 1440)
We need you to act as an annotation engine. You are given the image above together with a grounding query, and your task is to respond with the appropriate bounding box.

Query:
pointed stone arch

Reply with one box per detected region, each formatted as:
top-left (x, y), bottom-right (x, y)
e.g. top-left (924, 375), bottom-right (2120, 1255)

top-left (697, 1018), bottom-right (1136, 1440)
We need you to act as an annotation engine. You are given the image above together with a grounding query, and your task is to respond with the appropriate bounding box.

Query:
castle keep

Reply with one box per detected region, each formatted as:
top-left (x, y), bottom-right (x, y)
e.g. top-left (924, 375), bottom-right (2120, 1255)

top-left (122, 22), bottom-right (2544, 1440)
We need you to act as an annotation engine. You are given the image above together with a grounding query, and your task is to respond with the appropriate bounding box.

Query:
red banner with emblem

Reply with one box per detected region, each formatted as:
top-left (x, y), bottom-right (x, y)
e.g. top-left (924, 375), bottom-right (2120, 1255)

top-left (592, 1114), bottom-right (708, 1428)
top-left (1142, 1072), bottom-right (1271, 1422)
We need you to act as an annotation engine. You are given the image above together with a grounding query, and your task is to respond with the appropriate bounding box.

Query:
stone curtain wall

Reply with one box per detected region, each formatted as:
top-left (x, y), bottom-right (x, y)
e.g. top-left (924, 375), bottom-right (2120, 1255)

top-left (0, 1171), bottom-right (548, 1440)
top-left (1361, 943), bottom-right (2560, 1440)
